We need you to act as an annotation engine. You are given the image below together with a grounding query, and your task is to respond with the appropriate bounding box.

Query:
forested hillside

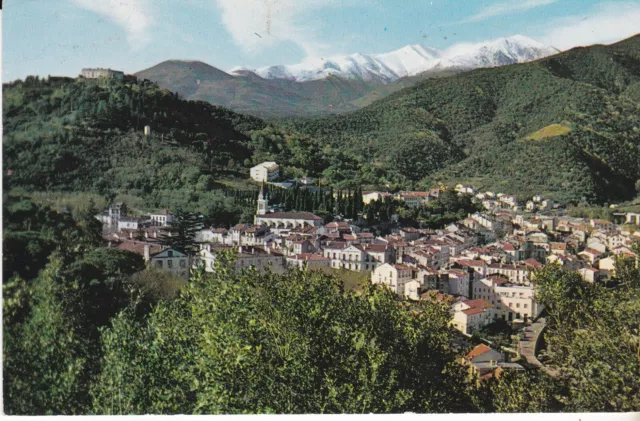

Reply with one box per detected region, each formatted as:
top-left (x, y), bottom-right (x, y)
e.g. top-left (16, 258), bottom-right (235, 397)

top-left (290, 34), bottom-right (640, 203)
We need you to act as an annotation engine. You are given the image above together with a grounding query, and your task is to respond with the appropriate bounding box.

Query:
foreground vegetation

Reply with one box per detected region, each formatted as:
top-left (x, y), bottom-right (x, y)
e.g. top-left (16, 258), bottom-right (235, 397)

top-left (3, 197), bottom-right (639, 414)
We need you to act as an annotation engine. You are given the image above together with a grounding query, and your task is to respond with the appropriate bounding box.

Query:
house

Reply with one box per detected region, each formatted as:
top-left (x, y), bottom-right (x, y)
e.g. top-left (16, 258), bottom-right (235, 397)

top-left (362, 191), bottom-right (393, 205)
top-left (196, 227), bottom-right (228, 244)
top-left (578, 267), bottom-right (601, 283)
top-left (578, 248), bottom-right (602, 265)
top-left (116, 240), bottom-right (164, 259)
top-left (623, 212), bottom-right (640, 226)
top-left (195, 244), bottom-right (285, 274)
top-left (451, 299), bottom-right (494, 334)
top-left (474, 274), bottom-right (540, 322)
top-left (149, 248), bottom-right (190, 280)
top-left (286, 253), bottom-right (332, 269)
top-left (150, 209), bottom-right (174, 226)
top-left (285, 238), bottom-right (315, 256)
top-left (250, 161), bottom-right (279, 182)
top-left (486, 263), bottom-right (532, 285)
top-left (235, 246), bottom-right (285, 273)
top-left (403, 279), bottom-right (422, 300)
top-left (95, 202), bottom-right (126, 228)
top-left (440, 269), bottom-right (471, 297)
top-left (466, 344), bottom-right (505, 365)
top-left (590, 219), bottom-right (615, 232)
top-left (550, 242), bottom-right (568, 256)
top-left (117, 216), bottom-right (146, 231)
top-left (371, 263), bottom-right (415, 296)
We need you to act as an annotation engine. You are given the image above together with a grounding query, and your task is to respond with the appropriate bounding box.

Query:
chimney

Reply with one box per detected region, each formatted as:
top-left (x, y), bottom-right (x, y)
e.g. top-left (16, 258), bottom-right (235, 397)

top-left (144, 244), bottom-right (151, 262)
top-left (129, 231), bottom-right (133, 239)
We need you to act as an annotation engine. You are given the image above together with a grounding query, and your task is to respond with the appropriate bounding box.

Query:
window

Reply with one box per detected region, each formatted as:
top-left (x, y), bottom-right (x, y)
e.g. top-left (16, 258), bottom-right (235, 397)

top-left (156, 260), bottom-right (163, 268)
top-left (516, 303), bottom-right (520, 308)
top-left (168, 251), bottom-right (173, 258)
top-left (523, 303), bottom-right (528, 308)
top-left (167, 260), bottom-right (173, 268)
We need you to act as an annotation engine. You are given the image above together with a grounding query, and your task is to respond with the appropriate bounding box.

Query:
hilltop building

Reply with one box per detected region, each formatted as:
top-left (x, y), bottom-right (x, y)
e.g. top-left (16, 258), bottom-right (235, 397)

top-left (80, 68), bottom-right (124, 79)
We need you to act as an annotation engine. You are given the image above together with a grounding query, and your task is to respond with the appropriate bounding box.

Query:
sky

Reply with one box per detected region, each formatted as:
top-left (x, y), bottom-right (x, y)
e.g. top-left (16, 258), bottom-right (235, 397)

top-left (3, 0), bottom-right (640, 81)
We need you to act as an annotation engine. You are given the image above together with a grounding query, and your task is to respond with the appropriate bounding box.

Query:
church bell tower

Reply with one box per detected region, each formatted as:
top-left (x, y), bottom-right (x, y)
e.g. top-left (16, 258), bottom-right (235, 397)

top-left (257, 183), bottom-right (267, 216)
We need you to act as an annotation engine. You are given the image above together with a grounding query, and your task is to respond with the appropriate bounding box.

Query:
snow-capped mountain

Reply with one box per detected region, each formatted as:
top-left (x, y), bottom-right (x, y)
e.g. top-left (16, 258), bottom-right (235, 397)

top-left (231, 35), bottom-right (558, 83)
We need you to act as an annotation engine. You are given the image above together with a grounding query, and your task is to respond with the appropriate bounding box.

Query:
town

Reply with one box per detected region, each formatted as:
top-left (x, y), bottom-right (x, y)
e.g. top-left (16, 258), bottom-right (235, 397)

top-left (96, 160), bottom-right (640, 381)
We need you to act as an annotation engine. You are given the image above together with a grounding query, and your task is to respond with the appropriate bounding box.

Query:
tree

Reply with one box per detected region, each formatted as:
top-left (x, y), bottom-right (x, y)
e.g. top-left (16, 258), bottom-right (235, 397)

top-left (91, 254), bottom-right (476, 414)
top-left (532, 263), bottom-right (640, 412)
top-left (3, 256), bottom-right (92, 415)
top-left (159, 210), bottom-right (201, 254)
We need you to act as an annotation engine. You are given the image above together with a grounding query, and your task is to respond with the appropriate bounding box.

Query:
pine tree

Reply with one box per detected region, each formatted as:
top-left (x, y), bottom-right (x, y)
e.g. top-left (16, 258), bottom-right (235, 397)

top-left (159, 210), bottom-right (201, 254)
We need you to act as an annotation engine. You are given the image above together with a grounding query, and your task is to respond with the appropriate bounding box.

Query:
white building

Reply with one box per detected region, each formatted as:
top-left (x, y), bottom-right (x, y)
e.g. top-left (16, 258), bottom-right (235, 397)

top-left (473, 274), bottom-right (540, 322)
top-left (150, 210), bottom-right (174, 226)
top-left (323, 243), bottom-right (391, 272)
top-left (250, 162), bottom-right (279, 182)
top-left (451, 299), bottom-right (494, 334)
top-left (362, 191), bottom-right (393, 205)
top-left (117, 216), bottom-right (145, 231)
top-left (396, 191), bottom-right (430, 208)
top-left (371, 263), bottom-right (415, 297)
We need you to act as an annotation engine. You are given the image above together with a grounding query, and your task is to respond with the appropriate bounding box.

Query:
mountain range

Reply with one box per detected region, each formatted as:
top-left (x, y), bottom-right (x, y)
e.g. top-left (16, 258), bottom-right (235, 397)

top-left (235, 35), bottom-right (558, 83)
top-left (135, 35), bottom-right (557, 118)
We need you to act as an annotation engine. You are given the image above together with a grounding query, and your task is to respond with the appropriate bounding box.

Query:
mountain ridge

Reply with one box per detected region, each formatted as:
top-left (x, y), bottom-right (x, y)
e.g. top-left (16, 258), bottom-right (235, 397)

top-left (239, 35), bottom-right (557, 83)
top-left (135, 35), bottom-right (557, 118)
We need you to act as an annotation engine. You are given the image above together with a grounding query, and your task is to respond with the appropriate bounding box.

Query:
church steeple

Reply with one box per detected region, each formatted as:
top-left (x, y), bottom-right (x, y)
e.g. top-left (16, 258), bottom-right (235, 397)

top-left (257, 182), bottom-right (267, 216)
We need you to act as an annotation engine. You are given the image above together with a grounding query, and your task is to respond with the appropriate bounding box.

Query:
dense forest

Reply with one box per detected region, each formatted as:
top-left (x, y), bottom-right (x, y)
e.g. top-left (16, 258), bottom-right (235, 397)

top-left (3, 197), bottom-right (639, 414)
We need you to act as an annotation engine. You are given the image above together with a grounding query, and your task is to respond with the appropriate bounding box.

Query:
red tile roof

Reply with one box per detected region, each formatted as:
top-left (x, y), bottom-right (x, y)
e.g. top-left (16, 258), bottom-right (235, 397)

top-left (467, 344), bottom-right (493, 360)
top-left (117, 241), bottom-right (163, 256)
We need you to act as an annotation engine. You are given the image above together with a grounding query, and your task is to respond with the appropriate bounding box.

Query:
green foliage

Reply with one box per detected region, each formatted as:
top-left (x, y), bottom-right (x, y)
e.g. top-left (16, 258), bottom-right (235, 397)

top-left (4, 255), bottom-right (92, 414)
top-left (531, 262), bottom-right (640, 411)
top-left (159, 210), bottom-right (202, 254)
top-left (3, 76), bottom-right (264, 202)
top-left (91, 255), bottom-right (475, 414)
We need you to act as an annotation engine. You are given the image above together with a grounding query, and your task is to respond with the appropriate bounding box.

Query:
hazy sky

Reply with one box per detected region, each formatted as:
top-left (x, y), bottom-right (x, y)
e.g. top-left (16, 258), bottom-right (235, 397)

top-left (4, 0), bottom-right (640, 81)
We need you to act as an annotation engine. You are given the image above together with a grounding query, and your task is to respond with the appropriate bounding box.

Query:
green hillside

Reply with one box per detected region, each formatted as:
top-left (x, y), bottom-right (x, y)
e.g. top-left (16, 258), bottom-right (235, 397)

top-left (2, 76), bottom-right (268, 214)
top-left (291, 34), bottom-right (640, 203)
